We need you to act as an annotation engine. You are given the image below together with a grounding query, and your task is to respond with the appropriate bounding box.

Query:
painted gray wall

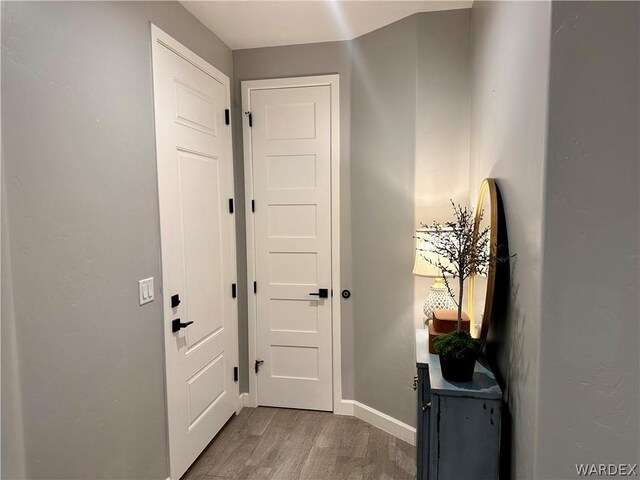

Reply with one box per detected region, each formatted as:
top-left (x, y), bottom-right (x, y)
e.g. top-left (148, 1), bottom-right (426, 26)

top-left (1, 2), bottom-right (232, 478)
top-left (415, 10), bottom-right (470, 223)
top-left (537, 2), bottom-right (640, 477)
top-left (469, 1), bottom-right (551, 477)
top-left (232, 41), bottom-right (354, 396)
top-left (351, 10), bottom-right (470, 428)
top-left (350, 15), bottom-right (418, 426)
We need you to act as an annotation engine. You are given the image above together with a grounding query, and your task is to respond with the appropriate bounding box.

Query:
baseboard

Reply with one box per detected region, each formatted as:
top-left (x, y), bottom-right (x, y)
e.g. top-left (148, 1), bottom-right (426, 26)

top-left (334, 398), bottom-right (355, 416)
top-left (340, 399), bottom-right (416, 446)
top-left (236, 392), bottom-right (249, 413)
top-left (238, 394), bottom-right (415, 446)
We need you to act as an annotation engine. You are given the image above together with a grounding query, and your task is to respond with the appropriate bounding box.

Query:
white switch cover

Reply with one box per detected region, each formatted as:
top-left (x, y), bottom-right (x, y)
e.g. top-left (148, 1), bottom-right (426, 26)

top-left (139, 277), bottom-right (154, 305)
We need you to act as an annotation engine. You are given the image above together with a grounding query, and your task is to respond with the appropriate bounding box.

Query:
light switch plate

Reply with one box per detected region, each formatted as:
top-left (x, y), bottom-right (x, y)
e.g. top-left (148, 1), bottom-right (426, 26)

top-left (139, 277), bottom-right (154, 305)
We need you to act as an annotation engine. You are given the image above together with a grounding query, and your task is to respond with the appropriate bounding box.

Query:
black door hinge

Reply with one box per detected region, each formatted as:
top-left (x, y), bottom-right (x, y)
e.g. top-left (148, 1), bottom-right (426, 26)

top-left (232, 283), bottom-right (237, 298)
top-left (255, 359), bottom-right (264, 374)
top-left (233, 366), bottom-right (239, 382)
top-left (245, 111), bottom-right (253, 127)
top-left (225, 109), bottom-right (230, 125)
top-left (251, 199), bottom-right (255, 212)
top-left (228, 198), bottom-right (234, 214)
top-left (253, 281), bottom-right (257, 294)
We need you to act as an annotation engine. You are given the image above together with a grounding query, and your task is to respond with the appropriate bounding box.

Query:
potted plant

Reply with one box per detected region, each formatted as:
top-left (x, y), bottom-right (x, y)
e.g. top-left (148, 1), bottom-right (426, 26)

top-left (423, 201), bottom-right (492, 382)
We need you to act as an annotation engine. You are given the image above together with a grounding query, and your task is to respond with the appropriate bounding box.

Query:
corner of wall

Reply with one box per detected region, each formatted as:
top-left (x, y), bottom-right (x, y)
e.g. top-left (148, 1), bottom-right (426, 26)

top-left (536, 2), bottom-right (640, 476)
top-left (1, 170), bottom-right (27, 480)
top-left (468, 1), bottom-right (552, 477)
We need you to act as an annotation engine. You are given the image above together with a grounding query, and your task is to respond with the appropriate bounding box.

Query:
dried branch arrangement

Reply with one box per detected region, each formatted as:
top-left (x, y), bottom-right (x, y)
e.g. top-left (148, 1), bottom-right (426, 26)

top-left (420, 200), bottom-right (492, 333)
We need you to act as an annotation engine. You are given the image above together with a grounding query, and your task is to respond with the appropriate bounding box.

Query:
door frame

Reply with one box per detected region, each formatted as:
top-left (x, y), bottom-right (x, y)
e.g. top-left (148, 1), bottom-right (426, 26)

top-left (241, 75), bottom-right (345, 413)
top-left (150, 24), bottom-right (239, 480)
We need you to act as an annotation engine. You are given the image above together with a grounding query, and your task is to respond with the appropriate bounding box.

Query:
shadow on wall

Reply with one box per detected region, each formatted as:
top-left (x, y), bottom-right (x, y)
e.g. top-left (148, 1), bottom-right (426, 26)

top-left (481, 183), bottom-right (530, 479)
top-left (487, 267), bottom-right (526, 480)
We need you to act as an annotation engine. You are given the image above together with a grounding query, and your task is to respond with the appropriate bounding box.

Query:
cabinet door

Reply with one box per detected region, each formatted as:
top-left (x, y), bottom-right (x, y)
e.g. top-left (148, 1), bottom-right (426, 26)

top-left (436, 396), bottom-right (501, 479)
top-left (416, 366), bottom-right (431, 480)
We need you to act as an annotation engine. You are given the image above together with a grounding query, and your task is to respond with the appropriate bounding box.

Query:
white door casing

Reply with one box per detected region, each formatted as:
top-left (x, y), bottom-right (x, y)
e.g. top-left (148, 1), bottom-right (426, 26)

top-left (242, 76), bottom-right (343, 413)
top-left (151, 26), bottom-right (238, 480)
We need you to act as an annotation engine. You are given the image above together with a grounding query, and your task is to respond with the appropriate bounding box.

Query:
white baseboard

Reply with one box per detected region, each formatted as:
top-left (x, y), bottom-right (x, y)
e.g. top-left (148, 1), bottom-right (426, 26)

top-left (236, 392), bottom-right (250, 413)
top-left (339, 399), bottom-right (416, 446)
top-left (334, 398), bottom-right (355, 416)
top-left (238, 395), bottom-right (415, 446)
top-left (245, 391), bottom-right (258, 408)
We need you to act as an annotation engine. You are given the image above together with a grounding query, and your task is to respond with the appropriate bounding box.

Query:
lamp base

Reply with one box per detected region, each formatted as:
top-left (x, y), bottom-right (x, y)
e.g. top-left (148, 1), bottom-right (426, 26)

top-left (423, 279), bottom-right (456, 325)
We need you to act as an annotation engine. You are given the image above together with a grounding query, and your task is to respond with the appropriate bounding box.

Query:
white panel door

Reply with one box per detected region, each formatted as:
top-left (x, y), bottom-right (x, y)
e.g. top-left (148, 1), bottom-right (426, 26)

top-left (249, 85), bottom-right (333, 411)
top-left (151, 27), bottom-right (237, 480)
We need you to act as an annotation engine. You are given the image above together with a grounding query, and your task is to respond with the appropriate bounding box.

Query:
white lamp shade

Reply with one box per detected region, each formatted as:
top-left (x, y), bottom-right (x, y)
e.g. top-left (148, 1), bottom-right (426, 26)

top-left (413, 227), bottom-right (455, 277)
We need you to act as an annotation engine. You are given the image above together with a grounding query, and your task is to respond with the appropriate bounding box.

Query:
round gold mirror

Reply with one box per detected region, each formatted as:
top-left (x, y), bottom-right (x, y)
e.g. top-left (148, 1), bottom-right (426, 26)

top-left (468, 178), bottom-right (498, 347)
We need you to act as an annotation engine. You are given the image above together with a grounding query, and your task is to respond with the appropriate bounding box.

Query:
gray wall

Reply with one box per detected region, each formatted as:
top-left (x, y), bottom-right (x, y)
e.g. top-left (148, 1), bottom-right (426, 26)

top-left (1, 2), bottom-right (232, 478)
top-left (350, 16), bottom-right (418, 426)
top-left (469, 1), bottom-right (551, 477)
top-left (232, 41), bottom-right (354, 396)
top-left (537, 2), bottom-right (640, 477)
top-left (415, 10), bottom-right (470, 223)
top-left (469, 1), bottom-right (640, 477)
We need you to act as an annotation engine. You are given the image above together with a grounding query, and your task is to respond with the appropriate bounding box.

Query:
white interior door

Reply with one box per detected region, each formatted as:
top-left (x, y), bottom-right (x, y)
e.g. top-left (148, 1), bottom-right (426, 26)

top-left (151, 26), bottom-right (238, 480)
top-left (246, 81), bottom-right (334, 411)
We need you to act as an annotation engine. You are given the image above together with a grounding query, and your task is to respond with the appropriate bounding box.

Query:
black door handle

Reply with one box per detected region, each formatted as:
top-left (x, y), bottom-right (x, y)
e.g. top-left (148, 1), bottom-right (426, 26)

top-left (309, 288), bottom-right (329, 299)
top-left (172, 318), bottom-right (194, 333)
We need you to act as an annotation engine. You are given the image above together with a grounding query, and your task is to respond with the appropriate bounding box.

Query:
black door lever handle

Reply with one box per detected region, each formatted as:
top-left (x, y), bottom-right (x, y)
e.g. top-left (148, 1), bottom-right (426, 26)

top-left (172, 318), bottom-right (194, 333)
top-left (309, 288), bottom-right (329, 299)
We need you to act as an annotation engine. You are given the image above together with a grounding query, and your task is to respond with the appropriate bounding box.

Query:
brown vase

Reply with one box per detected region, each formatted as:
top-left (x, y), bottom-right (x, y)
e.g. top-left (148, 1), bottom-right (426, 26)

top-left (439, 352), bottom-right (477, 382)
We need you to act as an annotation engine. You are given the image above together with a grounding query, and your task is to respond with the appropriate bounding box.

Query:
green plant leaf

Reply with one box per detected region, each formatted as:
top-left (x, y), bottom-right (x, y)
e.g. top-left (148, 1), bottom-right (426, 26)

top-left (433, 331), bottom-right (480, 360)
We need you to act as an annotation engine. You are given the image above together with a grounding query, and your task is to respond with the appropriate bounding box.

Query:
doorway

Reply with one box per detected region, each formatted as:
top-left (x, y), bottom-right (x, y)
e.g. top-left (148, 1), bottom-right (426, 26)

top-left (242, 75), bottom-right (342, 412)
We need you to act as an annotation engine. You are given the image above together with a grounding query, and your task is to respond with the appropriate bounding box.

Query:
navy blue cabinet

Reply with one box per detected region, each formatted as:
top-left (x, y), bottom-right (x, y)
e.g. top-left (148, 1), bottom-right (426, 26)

top-left (415, 329), bottom-right (502, 480)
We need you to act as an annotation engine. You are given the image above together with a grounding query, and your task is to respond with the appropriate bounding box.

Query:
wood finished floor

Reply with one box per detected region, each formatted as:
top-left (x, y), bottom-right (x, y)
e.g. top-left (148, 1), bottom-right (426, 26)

top-left (182, 407), bottom-right (416, 480)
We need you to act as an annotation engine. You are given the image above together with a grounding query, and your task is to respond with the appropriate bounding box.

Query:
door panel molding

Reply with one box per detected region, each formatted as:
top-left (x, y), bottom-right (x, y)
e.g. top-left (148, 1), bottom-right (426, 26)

top-left (241, 75), bottom-right (343, 413)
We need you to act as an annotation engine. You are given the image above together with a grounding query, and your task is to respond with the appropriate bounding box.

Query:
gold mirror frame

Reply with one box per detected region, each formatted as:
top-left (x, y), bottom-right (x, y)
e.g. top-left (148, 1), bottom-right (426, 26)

top-left (468, 178), bottom-right (498, 347)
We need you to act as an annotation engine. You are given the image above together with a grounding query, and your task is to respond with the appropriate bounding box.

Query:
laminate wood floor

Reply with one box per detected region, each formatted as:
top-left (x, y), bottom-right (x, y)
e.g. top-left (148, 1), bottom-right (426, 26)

top-left (182, 407), bottom-right (416, 480)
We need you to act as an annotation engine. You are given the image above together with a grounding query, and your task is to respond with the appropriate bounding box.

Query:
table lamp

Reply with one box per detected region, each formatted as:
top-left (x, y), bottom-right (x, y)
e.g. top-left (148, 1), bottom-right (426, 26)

top-left (413, 227), bottom-right (456, 324)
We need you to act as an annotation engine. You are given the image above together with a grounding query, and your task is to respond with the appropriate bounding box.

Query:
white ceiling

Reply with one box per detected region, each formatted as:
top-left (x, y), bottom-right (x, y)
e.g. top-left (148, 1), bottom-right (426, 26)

top-left (180, 1), bottom-right (473, 50)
